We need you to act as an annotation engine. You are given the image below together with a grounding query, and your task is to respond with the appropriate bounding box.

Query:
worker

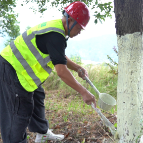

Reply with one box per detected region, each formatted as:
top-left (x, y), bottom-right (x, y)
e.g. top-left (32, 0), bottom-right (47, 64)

top-left (0, 1), bottom-right (96, 143)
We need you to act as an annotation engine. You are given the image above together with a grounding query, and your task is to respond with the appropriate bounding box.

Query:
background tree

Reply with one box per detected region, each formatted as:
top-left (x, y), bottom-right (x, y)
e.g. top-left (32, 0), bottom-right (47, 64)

top-left (22, 0), bottom-right (113, 24)
top-left (0, 0), bottom-right (113, 38)
top-left (0, 0), bottom-right (18, 37)
top-left (114, 0), bottom-right (143, 142)
top-left (4, 22), bottom-right (20, 47)
top-left (4, 25), bottom-right (32, 47)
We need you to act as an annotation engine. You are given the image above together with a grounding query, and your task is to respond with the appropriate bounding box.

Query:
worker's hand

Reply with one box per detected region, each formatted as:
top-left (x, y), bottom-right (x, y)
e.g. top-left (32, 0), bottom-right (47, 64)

top-left (81, 90), bottom-right (96, 107)
top-left (77, 67), bottom-right (88, 80)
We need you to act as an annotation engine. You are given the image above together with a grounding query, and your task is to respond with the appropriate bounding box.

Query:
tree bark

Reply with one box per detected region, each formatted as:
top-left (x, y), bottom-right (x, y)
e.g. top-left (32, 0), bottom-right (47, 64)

top-left (114, 0), bottom-right (143, 142)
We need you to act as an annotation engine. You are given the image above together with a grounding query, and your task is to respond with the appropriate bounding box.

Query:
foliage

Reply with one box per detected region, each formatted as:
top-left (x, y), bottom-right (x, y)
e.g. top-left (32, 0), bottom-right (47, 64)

top-left (4, 23), bottom-right (20, 47)
top-left (27, 135), bottom-right (30, 139)
top-left (70, 54), bottom-right (82, 65)
top-left (22, 0), bottom-right (113, 24)
top-left (86, 63), bottom-right (118, 99)
top-left (43, 61), bottom-right (118, 99)
top-left (94, 2), bottom-right (113, 24)
top-left (4, 24), bottom-right (30, 47)
top-left (43, 55), bottom-right (82, 92)
top-left (106, 46), bottom-right (118, 75)
top-left (0, 0), bottom-right (20, 38)
top-left (0, 0), bottom-right (113, 38)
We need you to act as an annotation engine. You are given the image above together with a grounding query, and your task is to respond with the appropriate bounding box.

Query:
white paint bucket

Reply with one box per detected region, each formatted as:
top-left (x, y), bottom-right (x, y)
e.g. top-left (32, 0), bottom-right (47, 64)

top-left (98, 93), bottom-right (116, 111)
top-left (85, 76), bottom-right (116, 111)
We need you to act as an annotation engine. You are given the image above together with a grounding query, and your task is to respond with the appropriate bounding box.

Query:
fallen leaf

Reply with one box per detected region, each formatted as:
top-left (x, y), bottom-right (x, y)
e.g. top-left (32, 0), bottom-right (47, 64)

top-left (54, 125), bottom-right (61, 129)
top-left (77, 129), bottom-right (82, 134)
top-left (84, 121), bottom-right (88, 125)
top-left (65, 132), bottom-right (70, 138)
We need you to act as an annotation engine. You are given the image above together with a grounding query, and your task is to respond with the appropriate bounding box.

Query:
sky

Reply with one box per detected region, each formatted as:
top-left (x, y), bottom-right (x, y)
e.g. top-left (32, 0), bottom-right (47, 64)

top-left (16, 0), bottom-right (116, 41)
top-left (0, 0), bottom-right (116, 50)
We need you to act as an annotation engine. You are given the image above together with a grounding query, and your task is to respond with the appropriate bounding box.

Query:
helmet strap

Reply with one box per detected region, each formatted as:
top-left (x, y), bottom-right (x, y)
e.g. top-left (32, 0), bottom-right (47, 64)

top-left (70, 21), bottom-right (77, 32)
top-left (64, 12), bottom-right (77, 41)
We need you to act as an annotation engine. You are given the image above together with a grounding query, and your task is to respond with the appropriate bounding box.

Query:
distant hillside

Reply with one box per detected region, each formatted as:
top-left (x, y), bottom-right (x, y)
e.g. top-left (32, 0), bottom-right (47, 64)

top-left (0, 34), bottom-right (118, 63)
top-left (66, 34), bottom-right (118, 63)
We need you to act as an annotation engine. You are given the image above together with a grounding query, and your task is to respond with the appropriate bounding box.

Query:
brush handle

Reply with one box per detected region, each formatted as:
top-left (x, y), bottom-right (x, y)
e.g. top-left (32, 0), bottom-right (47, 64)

top-left (91, 103), bottom-right (116, 135)
top-left (84, 76), bottom-right (100, 96)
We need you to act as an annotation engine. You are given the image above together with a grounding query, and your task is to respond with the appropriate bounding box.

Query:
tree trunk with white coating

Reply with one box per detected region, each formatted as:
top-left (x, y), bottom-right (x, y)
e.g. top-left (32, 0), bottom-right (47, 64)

top-left (114, 0), bottom-right (143, 142)
top-left (117, 32), bottom-right (143, 143)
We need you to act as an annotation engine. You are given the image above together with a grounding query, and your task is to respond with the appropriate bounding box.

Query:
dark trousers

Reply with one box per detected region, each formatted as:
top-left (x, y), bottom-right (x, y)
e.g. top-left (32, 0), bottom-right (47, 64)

top-left (0, 56), bottom-right (49, 143)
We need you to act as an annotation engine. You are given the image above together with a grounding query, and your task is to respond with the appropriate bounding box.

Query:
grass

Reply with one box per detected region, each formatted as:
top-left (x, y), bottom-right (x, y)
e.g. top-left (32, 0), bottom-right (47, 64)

top-left (43, 62), bottom-right (117, 101)
top-left (43, 62), bottom-right (118, 132)
top-left (23, 61), bottom-right (118, 142)
top-left (0, 61), bottom-right (118, 143)
top-left (0, 60), bottom-right (118, 142)
top-left (44, 90), bottom-right (101, 128)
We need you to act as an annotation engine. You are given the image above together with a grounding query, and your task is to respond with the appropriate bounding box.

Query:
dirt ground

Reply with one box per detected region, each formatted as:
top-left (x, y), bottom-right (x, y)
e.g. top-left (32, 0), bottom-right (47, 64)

top-left (0, 90), bottom-right (117, 143)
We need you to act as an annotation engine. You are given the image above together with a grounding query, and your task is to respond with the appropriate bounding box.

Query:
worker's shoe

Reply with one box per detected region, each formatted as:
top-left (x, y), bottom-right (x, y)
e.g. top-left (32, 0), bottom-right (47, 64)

top-left (35, 129), bottom-right (64, 143)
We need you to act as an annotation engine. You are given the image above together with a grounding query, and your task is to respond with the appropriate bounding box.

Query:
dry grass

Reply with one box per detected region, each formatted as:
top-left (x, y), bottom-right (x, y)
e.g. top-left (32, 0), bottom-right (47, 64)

top-left (0, 63), bottom-right (118, 143)
top-left (26, 89), bottom-right (117, 143)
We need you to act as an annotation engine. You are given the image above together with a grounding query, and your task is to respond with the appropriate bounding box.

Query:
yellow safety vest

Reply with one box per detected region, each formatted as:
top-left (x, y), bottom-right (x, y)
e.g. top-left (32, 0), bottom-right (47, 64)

top-left (1, 19), bottom-right (66, 92)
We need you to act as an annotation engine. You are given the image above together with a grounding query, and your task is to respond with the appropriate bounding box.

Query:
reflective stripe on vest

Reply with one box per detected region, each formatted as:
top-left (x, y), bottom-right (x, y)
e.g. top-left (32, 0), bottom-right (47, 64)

top-left (1, 20), bottom-right (66, 92)
top-left (10, 41), bottom-right (41, 86)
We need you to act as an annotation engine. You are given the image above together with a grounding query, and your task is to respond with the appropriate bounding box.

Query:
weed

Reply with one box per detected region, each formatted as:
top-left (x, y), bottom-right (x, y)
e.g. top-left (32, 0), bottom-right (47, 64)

top-left (27, 135), bottom-right (30, 139)
top-left (63, 113), bottom-right (69, 122)
top-left (42, 58), bottom-right (118, 141)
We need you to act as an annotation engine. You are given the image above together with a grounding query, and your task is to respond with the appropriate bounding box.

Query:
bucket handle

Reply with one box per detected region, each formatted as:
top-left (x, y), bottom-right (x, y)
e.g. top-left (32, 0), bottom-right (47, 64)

top-left (84, 76), bottom-right (100, 96)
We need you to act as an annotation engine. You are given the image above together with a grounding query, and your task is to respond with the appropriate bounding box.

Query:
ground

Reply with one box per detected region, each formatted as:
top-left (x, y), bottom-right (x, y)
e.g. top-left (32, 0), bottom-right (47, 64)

top-left (0, 90), bottom-right (117, 143)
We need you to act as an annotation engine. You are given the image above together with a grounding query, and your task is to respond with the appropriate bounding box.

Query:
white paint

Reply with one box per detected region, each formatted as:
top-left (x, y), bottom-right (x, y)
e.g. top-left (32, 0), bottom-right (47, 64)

top-left (117, 32), bottom-right (143, 143)
top-left (140, 135), bottom-right (143, 143)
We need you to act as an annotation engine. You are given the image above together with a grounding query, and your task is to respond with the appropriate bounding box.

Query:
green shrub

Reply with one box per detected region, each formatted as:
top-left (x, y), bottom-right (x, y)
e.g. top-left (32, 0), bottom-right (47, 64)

top-left (43, 56), bottom-right (118, 99)
top-left (106, 46), bottom-right (118, 75)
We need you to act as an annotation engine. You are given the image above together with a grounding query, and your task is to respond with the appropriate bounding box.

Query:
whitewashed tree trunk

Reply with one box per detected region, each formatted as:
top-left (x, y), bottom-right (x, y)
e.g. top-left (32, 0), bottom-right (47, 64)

top-left (117, 33), bottom-right (143, 143)
top-left (114, 0), bottom-right (143, 142)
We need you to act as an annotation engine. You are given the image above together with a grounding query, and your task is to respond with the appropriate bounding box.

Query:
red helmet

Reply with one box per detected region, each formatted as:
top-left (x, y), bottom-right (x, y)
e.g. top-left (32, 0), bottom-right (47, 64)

top-left (64, 1), bottom-right (90, 29)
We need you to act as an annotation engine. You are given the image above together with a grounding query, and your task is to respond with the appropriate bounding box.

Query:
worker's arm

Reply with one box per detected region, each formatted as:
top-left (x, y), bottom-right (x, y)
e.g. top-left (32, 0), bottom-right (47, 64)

top-left (65, 56), bottom-right (88, 79)
top-left (55, 64), bottom-right (96, 106)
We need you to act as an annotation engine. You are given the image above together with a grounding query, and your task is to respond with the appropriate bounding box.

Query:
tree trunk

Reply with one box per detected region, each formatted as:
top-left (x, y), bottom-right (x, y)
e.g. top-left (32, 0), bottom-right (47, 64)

top-left (114, 0), bottom-right (143, 142)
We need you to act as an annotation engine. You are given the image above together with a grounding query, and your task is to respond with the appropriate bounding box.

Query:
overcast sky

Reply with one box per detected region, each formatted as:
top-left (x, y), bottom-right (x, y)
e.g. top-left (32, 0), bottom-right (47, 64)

top-left (0, 0), bottom-right (116, 49)
top-left (16, 0), bottom-right (116, 41)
